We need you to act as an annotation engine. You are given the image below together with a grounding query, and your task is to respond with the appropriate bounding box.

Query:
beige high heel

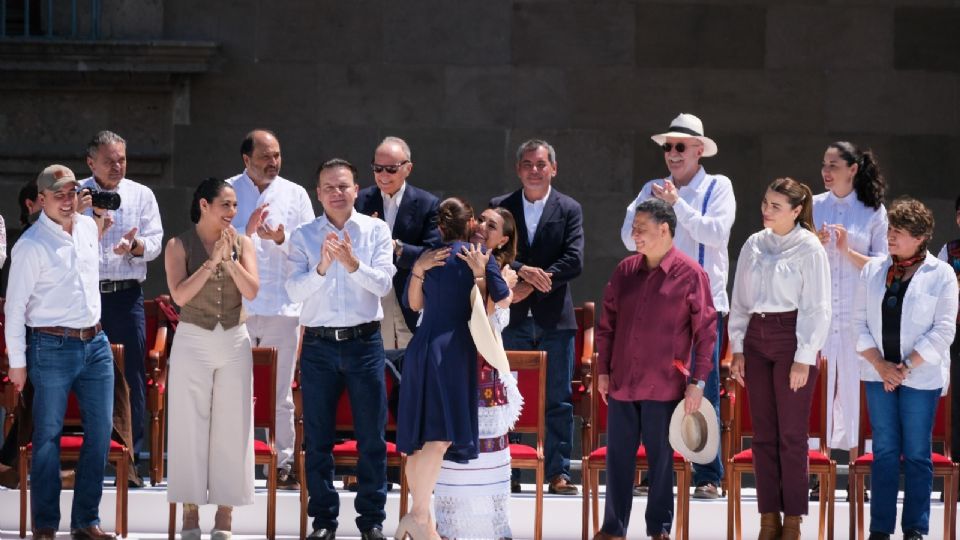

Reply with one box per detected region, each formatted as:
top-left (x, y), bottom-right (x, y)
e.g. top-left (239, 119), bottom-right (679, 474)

top-left (395, 514), bottom-right (433, 540)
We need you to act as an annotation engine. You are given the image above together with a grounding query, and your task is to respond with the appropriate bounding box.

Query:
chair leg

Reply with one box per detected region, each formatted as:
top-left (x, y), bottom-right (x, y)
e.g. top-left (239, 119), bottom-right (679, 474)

top-left (268, 459), bottom-right (277, 540)
top-left (300, 450), bottom-right (307, 540)
top-left (158, 404), bottom-right (166, 482)
top-left (827, 466), bottom-right (835, 540)
top-left (117, 452), bottom-right (127, 537)
top-left (399, 454), bottom-right (409, 518)
top-left (733, 470), bottom-right (742, 540)
top-left (168, 503), bottom-right (176, 540)
top-left (20, 450), bottom-right (28, 538)
top-left (535, 463), bottom-right (544, 540)
top-left (581, 458), bottom-right (590, 540)
top-left (591, 466), bottom-right (600, 536)
top-left (150, 409), bottom-right (160, 486)
top-left (817, 471), bottom-right (826, 540)
top-left (855, 471), bottom-right (866, 540)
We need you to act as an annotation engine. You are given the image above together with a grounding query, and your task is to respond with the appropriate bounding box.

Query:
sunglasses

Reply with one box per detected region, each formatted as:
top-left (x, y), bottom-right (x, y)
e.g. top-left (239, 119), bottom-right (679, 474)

top-left (661, 142), bottom-right (700, 153)
top-left (371, 160), bottom-right (409, 174)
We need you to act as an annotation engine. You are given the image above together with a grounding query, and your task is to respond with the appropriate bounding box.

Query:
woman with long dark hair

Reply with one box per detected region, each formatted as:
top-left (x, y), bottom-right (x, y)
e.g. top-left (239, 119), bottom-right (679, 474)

top-left (433, 207), bottom-right (520, 540)
top-left (164, 178), bottom-right (259, 539)
top-left (396, 198), bottom-right (510, 539)
top-left (855, 197), bottom-right (958, 540)
top-left (812, 142), bottom-right (888, 476)
top-left (729, 178), bottom-right (831, 540)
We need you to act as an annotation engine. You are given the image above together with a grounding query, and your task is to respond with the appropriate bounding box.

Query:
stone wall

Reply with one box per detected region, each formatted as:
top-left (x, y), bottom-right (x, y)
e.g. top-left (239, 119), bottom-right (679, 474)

top-left (2, 0), bottom-right (959, 303)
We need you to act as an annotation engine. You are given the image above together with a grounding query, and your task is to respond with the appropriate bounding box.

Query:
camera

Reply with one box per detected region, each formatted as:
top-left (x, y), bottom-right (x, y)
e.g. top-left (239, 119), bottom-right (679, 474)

top-left (81, 188), bottom-right (122, 210)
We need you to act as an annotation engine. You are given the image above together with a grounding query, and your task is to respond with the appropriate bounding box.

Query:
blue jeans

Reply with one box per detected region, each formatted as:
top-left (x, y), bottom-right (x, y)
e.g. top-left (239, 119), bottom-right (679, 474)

top-left (692, 313), bottom-right (725, 487)
top-left (300, 330), bottom-right (387, 532)
top-left (100, 286), bottom-right (146, 454)
top-left (865, 381), bottom-right (941, 535)
top-left (503, 316), bottom-right (575, 480)
top-left (27, 330), bottom-right (114, 530)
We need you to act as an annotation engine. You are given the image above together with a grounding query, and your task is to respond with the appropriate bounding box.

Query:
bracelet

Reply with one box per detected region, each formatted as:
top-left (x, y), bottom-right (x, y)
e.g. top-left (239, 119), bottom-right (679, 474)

top-left (474, 275), bottom-right (485, 281)
top-left (412, 273), bottom-right (425, 281)
top-left (201, 263), bottom-right (213, 273)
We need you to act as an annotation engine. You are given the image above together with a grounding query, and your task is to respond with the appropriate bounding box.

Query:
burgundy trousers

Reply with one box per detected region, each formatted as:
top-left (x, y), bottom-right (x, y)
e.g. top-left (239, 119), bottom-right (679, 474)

top-left (743, 311), bottom-right (819, 516)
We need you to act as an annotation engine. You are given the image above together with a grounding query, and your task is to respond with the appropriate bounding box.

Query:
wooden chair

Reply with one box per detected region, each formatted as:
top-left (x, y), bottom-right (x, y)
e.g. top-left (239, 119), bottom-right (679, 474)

top-left (298, 361), bottom-right (409, 539)
top-left (144, 295), bottom-right (174, 486)
top-left (573, 302), bottom-right (595, 461)
top-left (581, 354), bottom-right (692, 540)
top-left (849, 384), bottom-right (958, 540)
top-left (167, 346), bottom-right (278, 540)
top-left (717, 327), bottom-right (733, 494)
top-left (726, 356), bottom-right (834, 540)
top-left (508, 350), bottom-right (547, 540)
top-left (18, 343), bottom-right (130, 538)
top-left (0, 297), bottom-right (16, 436)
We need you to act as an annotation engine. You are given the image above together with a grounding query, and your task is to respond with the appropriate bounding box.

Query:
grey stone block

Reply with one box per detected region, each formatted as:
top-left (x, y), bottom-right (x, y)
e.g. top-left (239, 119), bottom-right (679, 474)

top-left (511, 67), bottom-right (572, 128)
top-left (824, 70), bottom-right (958, 135)
top-left (696, 69), bottom-right (826, 134)
top-left (443, 67), bottom-right (514, 128)
top-left (635, 4), bottom-right (766, 69)
top-left (512, 2), bottom-right (635, 66)
top-left (767, 6), bottom-right (893, 69)
top-left (272, 125), bottom-right (381, 201)
top-left (876, 135), bottom-right (960, 200)
top-left (190, 63), bottom-right (320, 128)
top-left (163, 0), bottom-right (258, 62)
top-left (255, 0), bottom-right (382, 64)
top-left (383, 0), bottom-right (511, 65)
top-left (315, 64), bottom-right (444, 127)
top-left (101, 0), bottom-right (163, 39)
top-left (894, 7), bottom-right (960, 72)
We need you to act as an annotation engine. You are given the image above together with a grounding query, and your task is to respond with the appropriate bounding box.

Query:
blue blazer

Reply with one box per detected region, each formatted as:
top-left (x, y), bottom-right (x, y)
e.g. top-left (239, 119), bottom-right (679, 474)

top-left (490, 188), bottom-right (584, 331)
top-left (356, 182), bottom-right (441, 332)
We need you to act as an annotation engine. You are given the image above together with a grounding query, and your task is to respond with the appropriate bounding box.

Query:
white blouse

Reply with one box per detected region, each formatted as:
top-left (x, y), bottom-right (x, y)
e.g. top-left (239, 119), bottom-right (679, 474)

top-left (729, 225), bottom-right (832, 365)
top-left (812, 191), bottom-right (888, 325)
top-left (854, 253), bottom-right (958, 392)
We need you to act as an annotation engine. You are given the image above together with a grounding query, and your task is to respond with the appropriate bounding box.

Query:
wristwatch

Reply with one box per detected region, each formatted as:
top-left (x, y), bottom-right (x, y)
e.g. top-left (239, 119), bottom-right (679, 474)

top-left (690, 378), bottom-right (706, 391)
top-left (903, 357), bottom-right (914, 370)
top-left (394, 239), bottom-right (404, 258)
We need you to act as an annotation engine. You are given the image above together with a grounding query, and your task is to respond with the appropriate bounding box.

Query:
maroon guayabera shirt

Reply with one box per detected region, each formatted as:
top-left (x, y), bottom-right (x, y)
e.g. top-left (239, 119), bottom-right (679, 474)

top-left (597, 246), bottom-right (717, 402)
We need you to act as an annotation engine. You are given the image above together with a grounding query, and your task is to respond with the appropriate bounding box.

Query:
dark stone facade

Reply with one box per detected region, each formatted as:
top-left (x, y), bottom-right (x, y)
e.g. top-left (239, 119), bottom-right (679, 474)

top-left (2, 0), bottom-right (959, 302)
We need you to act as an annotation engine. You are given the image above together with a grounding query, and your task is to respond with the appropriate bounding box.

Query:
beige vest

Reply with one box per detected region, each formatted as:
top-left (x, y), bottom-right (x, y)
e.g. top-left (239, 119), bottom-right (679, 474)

top-left (177, 227), bottom-right (246, 330)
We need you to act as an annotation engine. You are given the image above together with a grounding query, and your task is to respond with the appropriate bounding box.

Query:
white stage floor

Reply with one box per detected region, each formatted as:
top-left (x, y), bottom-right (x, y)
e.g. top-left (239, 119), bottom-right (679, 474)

top-left (0, 481), bottom-right (953, 539)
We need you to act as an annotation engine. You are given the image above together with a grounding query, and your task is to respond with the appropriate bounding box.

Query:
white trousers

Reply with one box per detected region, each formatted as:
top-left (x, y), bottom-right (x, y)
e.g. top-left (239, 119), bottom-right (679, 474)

top-left (380, 287), bottom-right (413, 349)
top-left (245, 314), bottom-right (300, 470)
top-left (167, 322), bottom-right (255, 506)
top-left (822, 321), bottom-right (861, 450)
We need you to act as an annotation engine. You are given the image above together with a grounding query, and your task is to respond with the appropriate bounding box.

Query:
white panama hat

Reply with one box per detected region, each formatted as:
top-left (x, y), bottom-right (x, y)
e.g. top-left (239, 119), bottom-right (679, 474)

top-left (651, 113), bottom-right (718, 157)
top-left (668, 397), bottom-right (721, 465)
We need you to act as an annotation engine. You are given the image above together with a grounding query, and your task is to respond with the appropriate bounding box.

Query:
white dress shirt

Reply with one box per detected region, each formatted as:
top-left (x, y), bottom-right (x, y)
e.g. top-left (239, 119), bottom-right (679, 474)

top-left (285, 210), bottom-right (396, 328)
top-left (729, 225), bottom-right (832, 365)
top-left (4, 212), bottom-right (101, 368)
top-left (227, 172), bottom-right (316, 317)
top-left (855, 253), bottom-right (958, 392)
top-left (621, 167), bottom-right (736, 313)
top-left (813, 191), bottom-right (888, 326)
top-left (522, 186), bottom-right (551, 245)
top-left (0, 214), bottom-right (6, 269)
top-left (79, 176), bottom-right (163, 282)
top-left (381, 181), bottom-right (407, 232)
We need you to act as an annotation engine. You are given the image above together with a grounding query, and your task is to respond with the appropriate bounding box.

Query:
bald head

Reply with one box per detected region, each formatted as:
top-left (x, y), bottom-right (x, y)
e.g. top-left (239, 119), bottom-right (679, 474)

top-left (241, 129), bottom-right (281, 188)
top-left (372, 136), bottom-right (413, 196)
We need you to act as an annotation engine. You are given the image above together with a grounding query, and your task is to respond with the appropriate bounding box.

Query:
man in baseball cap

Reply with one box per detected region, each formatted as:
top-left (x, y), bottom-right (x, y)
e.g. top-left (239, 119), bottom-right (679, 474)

top-left (4, 164), bottom-right (117, 539)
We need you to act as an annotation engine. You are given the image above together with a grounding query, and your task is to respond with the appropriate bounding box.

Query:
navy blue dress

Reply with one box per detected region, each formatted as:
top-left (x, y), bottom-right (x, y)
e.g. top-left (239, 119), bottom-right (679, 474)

top-left (397, 241), bottom-right (510, 463)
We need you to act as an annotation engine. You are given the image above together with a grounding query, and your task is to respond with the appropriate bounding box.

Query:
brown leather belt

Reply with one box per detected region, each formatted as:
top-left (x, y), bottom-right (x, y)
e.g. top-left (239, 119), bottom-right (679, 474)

top-left (30, 322), bottom-right (103, 340)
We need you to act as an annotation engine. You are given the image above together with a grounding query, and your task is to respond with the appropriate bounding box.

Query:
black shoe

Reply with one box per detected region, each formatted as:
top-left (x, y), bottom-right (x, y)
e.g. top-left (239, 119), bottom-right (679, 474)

top-left (361, 528), bottom-right (385, 540)
top-left (511, 479), bottom-right (521, 493)
top-left (809, 477), bottom-right (820, 501)
top-left (308, 527), bottom-right (336, 540)
top-left (633, 477), bottom-right (649, 496)
top-left (277, 468), bottom-right (300, 490)
top-left (903, 531), bottom-right (923, 540)
top-left (867, 533), bottom-right (890, 540)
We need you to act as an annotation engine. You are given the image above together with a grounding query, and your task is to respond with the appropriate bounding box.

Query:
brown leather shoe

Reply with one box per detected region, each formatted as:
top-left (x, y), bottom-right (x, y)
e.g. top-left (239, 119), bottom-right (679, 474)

top-left (781, 515), bottom-right (802, 540)
top-left (70, 525), bottom-right (116, 539)
top-left (33, 528), bottom-right (57, 540)
top-left (548, 475), bottom-right (579, 495)
top-left (758, 512), bottom-right (782, 540)
top-left (60, 469), bottom-right (76, 490)
top-left (591, 532), bottom-right (625, 540)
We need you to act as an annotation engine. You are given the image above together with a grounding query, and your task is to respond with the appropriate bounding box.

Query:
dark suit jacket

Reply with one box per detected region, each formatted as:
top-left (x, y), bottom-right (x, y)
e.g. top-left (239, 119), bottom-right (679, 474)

top-left (356, 182), bottom-right (441, 331)
top-left (490, 188), bottom-right (584, 331)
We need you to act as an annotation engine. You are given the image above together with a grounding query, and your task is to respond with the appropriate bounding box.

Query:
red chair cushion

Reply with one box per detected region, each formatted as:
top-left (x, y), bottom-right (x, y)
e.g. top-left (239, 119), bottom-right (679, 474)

top-left (254, 439), bottom-right (274, 455)
top-left (25, 436), bottom-right (125, 453)
top-left (732, 448), bottom-right (831, 465)
top-left (508, 443), bottom-right (539, 460)
top-left (854, 452), bottom-right (954, 467)
top-left (331, 439), bottom-right (400, 458)
top-left (588, 444), bottom-right (685, 463)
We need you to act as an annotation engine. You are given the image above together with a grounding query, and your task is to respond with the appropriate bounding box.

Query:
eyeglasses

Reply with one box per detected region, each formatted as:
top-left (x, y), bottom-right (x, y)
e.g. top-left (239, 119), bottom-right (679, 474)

top-left (371, 161), bottom-right (409, 174)
top-left (661, 142), bottom-right (700, 153)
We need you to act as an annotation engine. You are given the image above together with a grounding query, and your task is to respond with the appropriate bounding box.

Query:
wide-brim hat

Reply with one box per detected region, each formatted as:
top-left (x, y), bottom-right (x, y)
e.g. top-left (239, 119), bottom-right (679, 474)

top-left (651, 113), bottom-right (718, 157)
top-left (668, 397), bottom-right (720, 464)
